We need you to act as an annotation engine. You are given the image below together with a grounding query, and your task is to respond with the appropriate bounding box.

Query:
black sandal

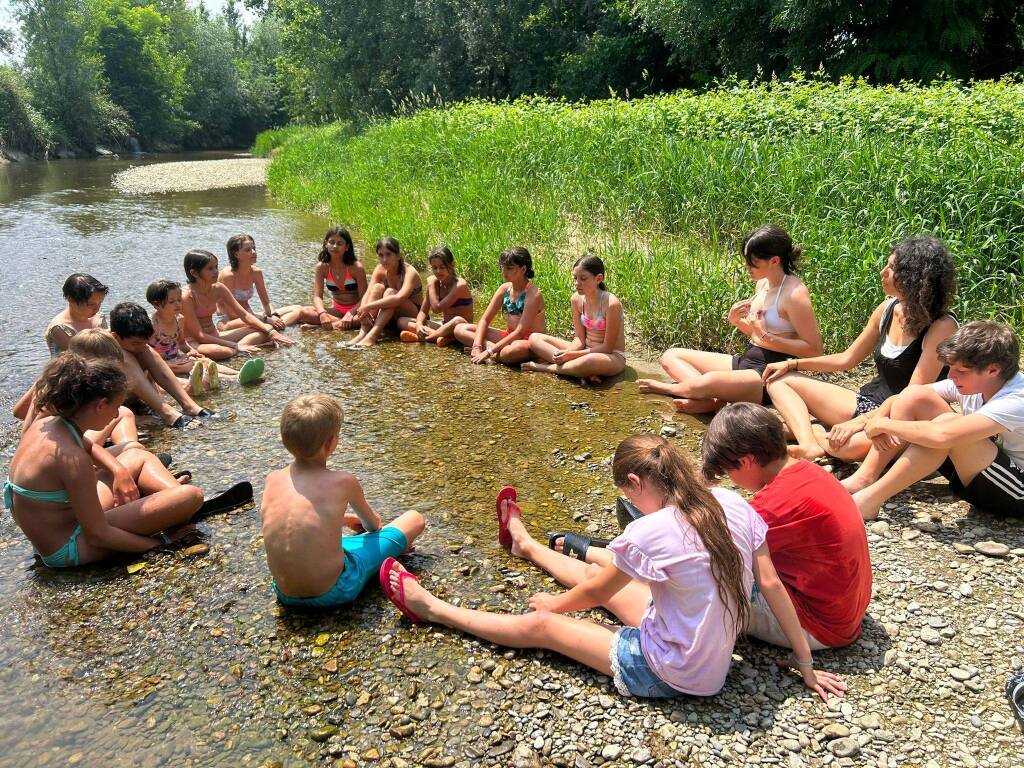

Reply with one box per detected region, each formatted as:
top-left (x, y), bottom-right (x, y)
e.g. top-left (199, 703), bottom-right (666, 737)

top-left (547, 531), bottom-right (611, 561)
top-left (156, 452), bottom-right (173, 468)
top-left (1008, 671), bottom-right (1024, 732)
top-left (173, 470), bottom-right (193, 483)
top-left (192, 481), bottom-right (253, 522)
top-left (616, 496), bottom-right (643, 530)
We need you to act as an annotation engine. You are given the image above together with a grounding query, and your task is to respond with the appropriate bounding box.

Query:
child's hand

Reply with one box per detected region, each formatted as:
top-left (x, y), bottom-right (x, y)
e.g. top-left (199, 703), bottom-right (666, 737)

top-left (827, 418), bottom-right (863, 449)
top-left (270, 330), bottom-right (294, 346)
top-left (778, 656), bottom-right (847, 702)
top-left (343, 513), bottom-right (365, 533)
top-left (727, 298), bottom-right (752, 325)
top-left (761, 360), bottom-right (793, 384)
top-left (111, 468), bottom-right (141, 506)
top-left (238, 343), bottom-right (261, 354)
top-left (528, 592), bottom-right (560, 613)
top-left (269, 315), bottom-right (286, 331)
top-left (471, 346), bottom-right (491, 364)
top-left (186, 349), bottom-right (203, 359)
top-left (553, 350), bottom-right (583, 363)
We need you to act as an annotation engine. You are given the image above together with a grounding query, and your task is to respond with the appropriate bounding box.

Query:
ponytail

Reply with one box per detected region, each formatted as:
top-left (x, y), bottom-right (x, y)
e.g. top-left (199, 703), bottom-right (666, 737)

top-left (613, 435), bottom-right (750, 635)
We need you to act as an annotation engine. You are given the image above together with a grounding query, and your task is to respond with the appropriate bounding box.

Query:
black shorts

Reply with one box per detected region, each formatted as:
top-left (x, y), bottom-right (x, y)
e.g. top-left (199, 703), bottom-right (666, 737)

top-left (938, 446), bottom-right (1024, 517)
top-left (732, 343), bottom-right (787, 406)
top-left (854, 393), bottom-right (884, 417)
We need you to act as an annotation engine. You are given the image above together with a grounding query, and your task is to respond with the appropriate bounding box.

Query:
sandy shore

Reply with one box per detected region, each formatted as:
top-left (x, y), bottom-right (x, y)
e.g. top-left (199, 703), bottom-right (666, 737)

top-left (112, 157), bottom-right (270, 194)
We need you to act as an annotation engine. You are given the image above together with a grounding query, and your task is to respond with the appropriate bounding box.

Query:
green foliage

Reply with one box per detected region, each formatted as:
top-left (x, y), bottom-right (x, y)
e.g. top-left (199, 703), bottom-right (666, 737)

top-left (17, 0), bottom-right (133, 148)
top-left (258, 78), bottom-right (1024, 351)
top-left (272, 0), bottom-right (680, 124)
top-left (632, 0), bottom-right (1024, 84)
top-left (96, 0), bottom-right (187, 147)
top-left (0, 65), bottom-right (55, 154)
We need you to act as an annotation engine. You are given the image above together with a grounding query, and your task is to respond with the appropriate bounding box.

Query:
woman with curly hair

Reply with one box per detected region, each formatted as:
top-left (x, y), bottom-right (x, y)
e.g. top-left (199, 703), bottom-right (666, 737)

top-left (762, 236), bottom-right (958, 461)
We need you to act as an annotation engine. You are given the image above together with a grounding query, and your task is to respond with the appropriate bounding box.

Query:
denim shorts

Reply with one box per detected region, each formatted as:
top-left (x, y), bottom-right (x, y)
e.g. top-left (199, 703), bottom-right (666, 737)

top-left (609, 627), bottom-right (685, 698)
top-left (273, 526), bottom-right (408, 609)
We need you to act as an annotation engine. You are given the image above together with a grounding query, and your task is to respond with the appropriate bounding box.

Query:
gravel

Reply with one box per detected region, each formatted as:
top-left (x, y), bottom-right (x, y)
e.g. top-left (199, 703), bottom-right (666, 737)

top-left (112, 157), bottom-right (270, 194)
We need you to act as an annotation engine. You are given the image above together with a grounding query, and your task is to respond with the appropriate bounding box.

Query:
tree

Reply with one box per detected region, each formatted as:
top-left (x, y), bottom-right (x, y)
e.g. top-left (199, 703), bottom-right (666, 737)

top-left (16, 0), bottom-right (131, 148)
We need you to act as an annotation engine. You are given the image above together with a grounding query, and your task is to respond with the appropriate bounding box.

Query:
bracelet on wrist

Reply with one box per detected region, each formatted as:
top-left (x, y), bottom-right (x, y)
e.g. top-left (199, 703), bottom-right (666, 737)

top-left (791, 654), bottom-right (813, 668)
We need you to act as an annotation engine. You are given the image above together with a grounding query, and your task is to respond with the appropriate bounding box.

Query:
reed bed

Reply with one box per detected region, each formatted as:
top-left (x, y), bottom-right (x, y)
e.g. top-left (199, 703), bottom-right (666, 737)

top-left (255, 78), bottom-right (1024, 352)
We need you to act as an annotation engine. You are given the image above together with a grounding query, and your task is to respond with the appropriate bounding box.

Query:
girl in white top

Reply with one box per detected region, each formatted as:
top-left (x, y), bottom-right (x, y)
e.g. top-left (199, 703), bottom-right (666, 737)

top-left (638, 224), bottom-right (822, 413)
top-left (380, 435), bottom-right (844, 700)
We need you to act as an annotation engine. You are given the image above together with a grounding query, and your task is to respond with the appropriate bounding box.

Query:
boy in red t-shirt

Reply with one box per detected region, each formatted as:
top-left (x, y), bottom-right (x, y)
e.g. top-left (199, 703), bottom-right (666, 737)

top-left (702, 403), bottom-right (872, 649)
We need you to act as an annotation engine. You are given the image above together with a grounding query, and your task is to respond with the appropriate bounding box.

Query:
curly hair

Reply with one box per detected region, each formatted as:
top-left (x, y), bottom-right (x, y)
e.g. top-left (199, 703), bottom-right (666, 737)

top-left (890, 237), bottom-right (956, 337)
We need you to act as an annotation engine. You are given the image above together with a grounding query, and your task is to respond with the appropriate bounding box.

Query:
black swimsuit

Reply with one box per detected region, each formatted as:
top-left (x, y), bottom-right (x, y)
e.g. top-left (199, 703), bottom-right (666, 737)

top-left (854, 300), bottom-right (954, 415)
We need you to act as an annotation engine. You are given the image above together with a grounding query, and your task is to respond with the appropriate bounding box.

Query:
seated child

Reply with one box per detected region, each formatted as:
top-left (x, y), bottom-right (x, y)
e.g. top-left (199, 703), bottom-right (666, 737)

top-left (379, 436), bottom-right (844, 701)
top-left (702, 403), bottom-right (872, 649)
top-left (145, 279), bottom-right (264, 394)
top-left (842, 321), bottom-right (1024, 520)
top-left (261, 394), bottom-right (424, 607)
top-left (110, 302), bottom-right (214, 429)
top-left (398, 245), bottom-right (474, 346)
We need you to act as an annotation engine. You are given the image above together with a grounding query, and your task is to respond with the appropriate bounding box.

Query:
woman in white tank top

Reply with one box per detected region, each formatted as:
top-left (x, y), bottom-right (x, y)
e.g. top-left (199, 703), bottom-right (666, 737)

top-left (638, 224), bottom-right (823, 414)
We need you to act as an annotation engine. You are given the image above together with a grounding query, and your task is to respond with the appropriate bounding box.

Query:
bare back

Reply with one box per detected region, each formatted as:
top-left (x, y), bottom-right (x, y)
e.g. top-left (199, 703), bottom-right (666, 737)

top-left (260, 464), bottom-right (354, 597)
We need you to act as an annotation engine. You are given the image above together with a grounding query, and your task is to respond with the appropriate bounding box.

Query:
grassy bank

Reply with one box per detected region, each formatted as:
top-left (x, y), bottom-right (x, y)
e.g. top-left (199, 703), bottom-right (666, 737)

top-left (255, 78), bottom-right (1024, 352)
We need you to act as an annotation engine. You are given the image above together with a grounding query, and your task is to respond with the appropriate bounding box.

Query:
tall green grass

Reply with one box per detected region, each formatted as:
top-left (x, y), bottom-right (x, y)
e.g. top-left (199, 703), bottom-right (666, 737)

top-left (257, 78), bottom-right (1024, 353)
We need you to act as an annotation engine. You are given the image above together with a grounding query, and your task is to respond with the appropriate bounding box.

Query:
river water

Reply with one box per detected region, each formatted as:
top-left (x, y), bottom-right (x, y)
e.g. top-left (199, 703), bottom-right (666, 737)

top-left (0, 154), bottom-right (685, 766)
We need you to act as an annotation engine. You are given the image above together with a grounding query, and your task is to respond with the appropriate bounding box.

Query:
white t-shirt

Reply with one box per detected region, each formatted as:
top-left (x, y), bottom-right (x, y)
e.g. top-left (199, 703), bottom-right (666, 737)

top-left (607, 487), bottom-right (768, 697)
top-left (931, 371), bottom-right (1024, 466)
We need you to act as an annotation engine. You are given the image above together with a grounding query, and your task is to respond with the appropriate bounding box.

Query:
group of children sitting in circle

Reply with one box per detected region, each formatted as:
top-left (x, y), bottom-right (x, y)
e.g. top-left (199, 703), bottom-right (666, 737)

top-left (4, 222), bottom-right (1023, 703)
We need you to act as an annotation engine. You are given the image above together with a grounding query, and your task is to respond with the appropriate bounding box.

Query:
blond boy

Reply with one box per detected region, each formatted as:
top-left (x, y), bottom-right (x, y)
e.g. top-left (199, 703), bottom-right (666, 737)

top-left (261, 394), bottom-right (424, 607)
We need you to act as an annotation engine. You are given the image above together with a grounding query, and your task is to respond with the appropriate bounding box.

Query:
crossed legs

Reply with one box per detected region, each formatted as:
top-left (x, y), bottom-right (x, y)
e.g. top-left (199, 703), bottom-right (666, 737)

top-left (637, 348), bottom-right (763, 413)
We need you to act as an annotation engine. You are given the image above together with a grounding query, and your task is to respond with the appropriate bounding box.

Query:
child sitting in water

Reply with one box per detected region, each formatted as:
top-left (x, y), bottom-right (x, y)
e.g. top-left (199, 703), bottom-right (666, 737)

top-left (260, 394), bottom-right (425, 608)
top-left (523, 254), bottom-right (626, 383)
top-left (398, 245), bottom-right (474, 347)
top-left (453, 246), bottom-right (546, 365)
top-left (145, 279), bottom-right (264, 393)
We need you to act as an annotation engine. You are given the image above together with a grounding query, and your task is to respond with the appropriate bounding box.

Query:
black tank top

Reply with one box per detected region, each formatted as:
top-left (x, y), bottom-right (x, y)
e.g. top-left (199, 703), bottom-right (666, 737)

top-left (858, 300), bottom-right (953, 404)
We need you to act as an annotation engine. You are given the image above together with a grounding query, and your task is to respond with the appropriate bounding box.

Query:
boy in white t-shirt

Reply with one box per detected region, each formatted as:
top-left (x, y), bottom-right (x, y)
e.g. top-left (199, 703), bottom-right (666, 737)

top-left (843, 321), bottom-right (1024, 519)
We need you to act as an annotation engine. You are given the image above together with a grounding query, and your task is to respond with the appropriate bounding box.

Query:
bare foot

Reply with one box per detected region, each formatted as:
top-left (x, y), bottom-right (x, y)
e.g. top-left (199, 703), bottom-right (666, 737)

top-left (672, 397), bottom-right (719, 414)
top-left (852, 490), bottom-right (881, 521)
top-left (787, 442), bottom-right (827, 461)
top-left (164, 523), bottom-right (200, 544)
top-left (637, 378), bottom-right (677, 396)
top-left (388, 561), bottom-right (440, 622)
top-left (840, 472), bottom-right (873, 494)
top-left (507, 514), bottom-right (536, 560)
top-left (520, 361), bottom-right (543, 373)
top-left (586, 375), bottom-right (603, 385)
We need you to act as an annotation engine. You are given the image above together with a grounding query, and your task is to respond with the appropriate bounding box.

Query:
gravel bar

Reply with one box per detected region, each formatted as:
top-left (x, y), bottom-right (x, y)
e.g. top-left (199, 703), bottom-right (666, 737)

top-left (113, 158), bottom-right (270, 194)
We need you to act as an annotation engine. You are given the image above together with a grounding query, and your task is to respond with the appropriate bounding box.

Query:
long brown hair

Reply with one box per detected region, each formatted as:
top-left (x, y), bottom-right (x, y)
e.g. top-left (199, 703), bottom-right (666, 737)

top-left (33, 353), bottom-right (127, 420)
top-left (612, 434), bottom-right (749, 635)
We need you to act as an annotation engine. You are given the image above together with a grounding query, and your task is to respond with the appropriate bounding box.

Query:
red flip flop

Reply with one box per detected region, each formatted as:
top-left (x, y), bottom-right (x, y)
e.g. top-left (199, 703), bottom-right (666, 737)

top-left (379, 557), bottom-right (423, 623)
top-left (496, 486), bottom-right (519, 548)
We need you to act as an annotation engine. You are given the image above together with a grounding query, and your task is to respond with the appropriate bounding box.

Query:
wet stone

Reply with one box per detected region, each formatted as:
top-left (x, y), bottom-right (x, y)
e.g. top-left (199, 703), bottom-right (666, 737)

top-left (974, 541), bottom-right (1010, 558)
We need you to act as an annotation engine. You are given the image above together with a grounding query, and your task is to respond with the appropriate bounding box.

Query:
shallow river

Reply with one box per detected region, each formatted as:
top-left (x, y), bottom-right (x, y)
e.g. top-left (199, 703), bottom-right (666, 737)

top-left (0, 154), bottom-right (689, 766)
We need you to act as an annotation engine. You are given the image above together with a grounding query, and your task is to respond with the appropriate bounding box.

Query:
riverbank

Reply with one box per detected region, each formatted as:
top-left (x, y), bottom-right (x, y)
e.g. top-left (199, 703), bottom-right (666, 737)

top-left (255, 78), bottom-right (1024, 355)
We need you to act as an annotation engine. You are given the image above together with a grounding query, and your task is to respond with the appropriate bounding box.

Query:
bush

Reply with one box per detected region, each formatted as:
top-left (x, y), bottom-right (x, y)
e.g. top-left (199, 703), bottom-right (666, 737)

top-left (260, 77), bottom-right (1024, 352)
top-left (0, 66), bottom-right (55, 156)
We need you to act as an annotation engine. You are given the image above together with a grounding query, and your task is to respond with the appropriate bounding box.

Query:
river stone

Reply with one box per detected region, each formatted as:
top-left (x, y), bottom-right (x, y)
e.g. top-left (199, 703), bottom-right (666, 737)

top-left (920, 627), bottom-right (942, 645)
top-left (601, 745), bottom-right (623, 760)
top-left (822, 723), bottom-right (850, 740)
top-left (309, 725), bottom-right (338, 742)
top-left (974, 541), bottom-right (1010, 557)
top-left (181, 543), bottom-right (210, 557)
top-left (828, 738), bottom-right (860, 758)
top-left (952, 542), bottom-right (976, 554)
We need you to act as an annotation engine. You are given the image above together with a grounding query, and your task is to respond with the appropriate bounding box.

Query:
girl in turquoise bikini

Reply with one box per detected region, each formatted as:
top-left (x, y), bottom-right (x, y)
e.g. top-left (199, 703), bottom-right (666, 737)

top-left (4, 354), bottom-right (202, 568)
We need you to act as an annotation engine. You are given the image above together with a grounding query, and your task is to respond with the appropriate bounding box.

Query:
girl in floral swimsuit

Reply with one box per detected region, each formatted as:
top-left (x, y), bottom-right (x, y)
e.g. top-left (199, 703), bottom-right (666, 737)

top-left (217, 233), bottom-right (308, 330)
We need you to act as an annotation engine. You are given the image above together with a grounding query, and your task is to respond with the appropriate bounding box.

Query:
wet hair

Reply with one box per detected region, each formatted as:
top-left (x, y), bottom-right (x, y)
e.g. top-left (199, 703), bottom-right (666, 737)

top-left (145, 279), bottom-right (181, 307)
top-left (109, 302), bottom-right (154, 340)
top-left (937, 321), bottom-right (1019, 381)
top-left (701, 403), bottom-right (787, 482)
top-left (33, 353), bottom-right (127, 420)
top-left (498, 246), bottom-right (534, 279)
top-left (318, 226), bottom-right (356, 265)
top-left (428, 245), bottom-right (456, 274)
top-left (68, 328), bottom-right (124, 363)
top-left (280, 394), bottom-right (344, 459)
top-left (62, 273), bottom-right (109, 304)
top-left (226, 233), bottom-right (255, 270)
top-left (743, 225), bottom-right (802, 274)
top-left (612, 434), bottom-right (749, 635)
top-left (375, 236), bottom-right (404, 278)
top-left (888, 237), bottom-right (957, 338)
top-left (183, 249), bottom-right (217, 284)
top-left (573, 254), bottom-right (606, 291)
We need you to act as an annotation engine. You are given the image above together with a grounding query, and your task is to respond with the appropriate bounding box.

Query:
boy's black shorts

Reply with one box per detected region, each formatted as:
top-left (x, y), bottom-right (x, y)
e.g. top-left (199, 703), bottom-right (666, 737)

top-left (939, 446), bottom-right (1024, 517)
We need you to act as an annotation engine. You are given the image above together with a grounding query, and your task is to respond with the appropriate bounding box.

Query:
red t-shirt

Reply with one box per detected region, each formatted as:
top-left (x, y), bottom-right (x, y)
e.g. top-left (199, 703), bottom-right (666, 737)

top-left (751, 460), bottom-right (872, 647)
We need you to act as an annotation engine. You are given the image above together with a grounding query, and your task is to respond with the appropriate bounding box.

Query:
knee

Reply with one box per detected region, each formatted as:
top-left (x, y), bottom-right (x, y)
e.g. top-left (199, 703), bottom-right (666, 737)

top-left (893, 384), bottom-right (943, 416)
top-left (121, 441), bottom-right (145, 453)
top-left (180, 485), bottom-right (204, 513)
top-left (519, 610), bottom-right (554, 640)
top-left (401, 510), bottom-right (425, 537)
top-left (659, 349), bottom-right (678, 367)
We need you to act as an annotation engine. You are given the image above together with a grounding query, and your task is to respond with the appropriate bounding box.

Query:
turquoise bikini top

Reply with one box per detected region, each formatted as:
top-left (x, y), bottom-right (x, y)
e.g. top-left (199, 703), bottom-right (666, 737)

top-left (502, 285), bottom-right (529, 316)
top-left (3, 417), bottom-right (83, 510)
